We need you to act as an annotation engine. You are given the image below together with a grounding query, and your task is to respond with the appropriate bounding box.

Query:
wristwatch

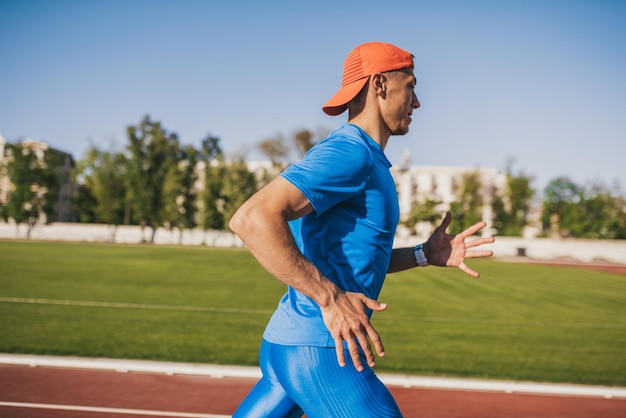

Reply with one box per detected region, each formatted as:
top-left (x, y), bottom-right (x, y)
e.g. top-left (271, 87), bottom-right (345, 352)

top-left (413, 243), bottom-right (429, 267)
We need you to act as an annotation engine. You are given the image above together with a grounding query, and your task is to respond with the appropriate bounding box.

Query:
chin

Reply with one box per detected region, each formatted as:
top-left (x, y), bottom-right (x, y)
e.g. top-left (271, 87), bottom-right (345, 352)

top-left (392, 126), bottom-right (410, 136)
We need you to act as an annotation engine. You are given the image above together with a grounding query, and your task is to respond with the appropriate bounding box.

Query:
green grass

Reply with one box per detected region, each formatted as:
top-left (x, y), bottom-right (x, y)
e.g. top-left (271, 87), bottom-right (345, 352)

top-left (1, 240), bottom-right (625, 386)
top-left (375, 261), bottom-right (626, 385)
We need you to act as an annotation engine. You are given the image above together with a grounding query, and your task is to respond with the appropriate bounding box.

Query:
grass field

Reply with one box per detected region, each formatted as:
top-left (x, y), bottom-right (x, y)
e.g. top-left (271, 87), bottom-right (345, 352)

top-left (1, 239), bottom-right (625, 386)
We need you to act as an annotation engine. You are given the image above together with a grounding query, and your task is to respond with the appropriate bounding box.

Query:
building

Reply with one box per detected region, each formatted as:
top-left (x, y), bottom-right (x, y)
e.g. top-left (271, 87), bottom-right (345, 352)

top-left (0, 134), bottom-right (76, 223)
top-left (0, 135), bottom-right (10, 206)
top-left (390, 149), bottom-right (506, 237)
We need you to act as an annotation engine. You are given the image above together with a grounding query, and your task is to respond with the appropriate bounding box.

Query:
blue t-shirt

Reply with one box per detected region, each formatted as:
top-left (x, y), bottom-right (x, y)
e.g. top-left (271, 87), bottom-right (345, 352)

top-left (262, 124), bottom-right (400, 347)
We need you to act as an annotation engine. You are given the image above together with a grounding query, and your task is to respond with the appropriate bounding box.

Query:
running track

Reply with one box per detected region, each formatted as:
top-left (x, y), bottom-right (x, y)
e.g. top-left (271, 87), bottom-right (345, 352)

top-left (1, 354), bottom-right (625, 418)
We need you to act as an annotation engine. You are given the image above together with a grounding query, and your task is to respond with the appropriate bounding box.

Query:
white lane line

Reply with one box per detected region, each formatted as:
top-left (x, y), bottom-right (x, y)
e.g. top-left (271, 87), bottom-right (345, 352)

top-left (0, 297), bottom-right (272, 315)
top-left (2, 353), bottom-right (626, 399)
top-left (0, 353), bottom-right (263, 380)
top-left (378, 375), bottom-right (626, 399)
top-left (4, 297), bottom-right (624, 329)
top-left (0, 401), bottom-right (230, 418)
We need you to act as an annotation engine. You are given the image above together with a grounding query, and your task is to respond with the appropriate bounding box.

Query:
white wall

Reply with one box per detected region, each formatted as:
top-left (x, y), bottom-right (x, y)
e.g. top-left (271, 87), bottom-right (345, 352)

top-left (0, 222), bottom-right (244, 248)
top-left (2, 221), bottom-right (625, 265)
top-left (393, 235), bottom-right (626, 264)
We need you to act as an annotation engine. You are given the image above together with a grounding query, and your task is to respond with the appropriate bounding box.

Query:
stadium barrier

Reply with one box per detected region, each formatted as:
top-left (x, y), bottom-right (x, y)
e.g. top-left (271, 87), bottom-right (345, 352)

top-left (1, 221), bottom-right (625, 265)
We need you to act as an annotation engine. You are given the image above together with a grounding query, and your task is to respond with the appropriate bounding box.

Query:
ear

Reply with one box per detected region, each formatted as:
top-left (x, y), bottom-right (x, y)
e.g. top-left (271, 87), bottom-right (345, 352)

top-left (371, 73), bottom-right (386, 96)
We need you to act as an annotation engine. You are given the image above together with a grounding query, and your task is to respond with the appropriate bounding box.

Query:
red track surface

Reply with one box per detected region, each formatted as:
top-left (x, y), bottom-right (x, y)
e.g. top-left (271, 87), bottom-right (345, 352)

top-left (2, 364), bottom-right (626, 418)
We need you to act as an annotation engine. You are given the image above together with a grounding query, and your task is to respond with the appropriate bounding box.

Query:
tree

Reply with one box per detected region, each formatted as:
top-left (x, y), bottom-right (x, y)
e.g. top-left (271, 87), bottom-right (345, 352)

top-left (258, 134), bottom-right (289, 168)
top-left (5, 143), bottom-right (42, 231)
top-left (292, 129), bottom-right (316, 159)
top-left (558, 182), bottom-right (626, 239)
top-left (402, 197), bottom-right (444, 235)
top-left (449, 170), bottom-right (483, 234)
top-left (125, 115), bottom-right (180, 243)
top-left (161, 145), bottom-right (199, 242)
top-left (541, 177), bottom-right (581, 238)
top-left (200, 135), bottom-right (222, 161)
top-left (198, 136), bottom-right (257, 231)
top-left (492, 171), bottom-right (534, 236)
top-left (540, 178), bottom-right (626, 239)
top-left (76, 146), bottom-right (127, 226)
top-left (40, 150), bottom-right (66, 222)
top-left (3, 141), bottom-right (61, 237)
top-left (198, 135), bottom-right (226, 230)
top-left (73, 183), bottom-right (98, 223)
top-left (574, 189), bottom-right (618, 239)
top-left (221, 158), bottom-right (258, 229)
top-left (603, 194), bottom-right (626, 239)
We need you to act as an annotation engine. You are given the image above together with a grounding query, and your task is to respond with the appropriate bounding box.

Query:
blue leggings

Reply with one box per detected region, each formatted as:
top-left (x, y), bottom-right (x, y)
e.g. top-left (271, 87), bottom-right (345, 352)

top-left (233, 340), bottom-right (403, 418)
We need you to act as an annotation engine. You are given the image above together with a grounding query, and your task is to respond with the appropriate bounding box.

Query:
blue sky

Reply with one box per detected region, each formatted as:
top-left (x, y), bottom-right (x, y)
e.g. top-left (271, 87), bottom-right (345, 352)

top-left (1, 0), bottom-right (625, 193)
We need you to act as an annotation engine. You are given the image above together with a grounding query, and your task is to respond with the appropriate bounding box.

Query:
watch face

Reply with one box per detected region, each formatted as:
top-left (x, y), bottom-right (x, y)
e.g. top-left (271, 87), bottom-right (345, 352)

top-left (414, 244), bottom-right (428, 266)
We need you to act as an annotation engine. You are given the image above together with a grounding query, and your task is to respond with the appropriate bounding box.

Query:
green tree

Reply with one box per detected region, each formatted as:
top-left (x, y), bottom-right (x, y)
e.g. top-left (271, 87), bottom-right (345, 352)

top-left (449, 170), bottom-right (483, 234)
top-left (125, 115), bottom-right (180, 243)
top-left (73, 184), bottom-right (98, 223)
top-left (402, 197), bottom-right (444, 235)
top-left (607, 194), bottom-right (626, 239)
top-left (563, 183), bottom-right (626, 239)
top-left (198, 136), bottom-right (257, 231)
top-left (198, 135), bottom-right (225, 230)
top-left (40, 150), bottom-right (66, 222)
top-left (221, 158), bottom-right (258, 229)
top-left (5, 143), bottom-right (41, 228)
top-left (3, 142), bottom-right (58, 237)
top-left (76, 146), bottom-right (128, 226)
top-left (73, 152), bottom-right (97, 224)
top-left (492, 172), bottom-right (534, 236)
top-left (161, 145), bottom-right (199, 242)
top-left (541, 177), bottom-right (581, 237)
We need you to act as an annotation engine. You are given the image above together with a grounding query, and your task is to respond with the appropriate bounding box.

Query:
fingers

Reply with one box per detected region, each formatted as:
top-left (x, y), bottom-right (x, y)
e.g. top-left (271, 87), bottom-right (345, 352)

top-left (334, 338), bottom-right (346, 368)
top-left (464, 236), bottom-right (495, 263)
top-left (328, 294), bottom-right (386, 372)
top-left (466, 236), bottom-right (495, 248)
top-left (465, 250), bottom-right (494, 259)
top-left (459, 262), bottom-right (480, 278)
top-left (364, 298), bottom-right (388, 312)
top-left (336, 327), bottom-right (373, 372)
top-left (460, 220), bottom-right (488, 238)
top-left (365, 323), bottom-right (385, 358)
top-left (354, 332), bottom-right (370, 371)
top-left (438, 211), bottom-right (452, 231)
top-left (361, 296), bottom-right (386, 357)
top-left (348, 323), bottom-right (384, 371)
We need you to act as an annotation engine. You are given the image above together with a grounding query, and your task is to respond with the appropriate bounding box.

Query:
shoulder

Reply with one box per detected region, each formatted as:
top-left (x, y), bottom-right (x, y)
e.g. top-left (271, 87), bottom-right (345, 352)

top-left (305, 128), bottom-right (374, 173)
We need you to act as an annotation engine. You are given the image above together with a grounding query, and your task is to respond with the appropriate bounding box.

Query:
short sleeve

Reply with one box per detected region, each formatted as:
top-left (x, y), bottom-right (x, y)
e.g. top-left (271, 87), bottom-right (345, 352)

top-left (281, 136), bottom-right (373, 216)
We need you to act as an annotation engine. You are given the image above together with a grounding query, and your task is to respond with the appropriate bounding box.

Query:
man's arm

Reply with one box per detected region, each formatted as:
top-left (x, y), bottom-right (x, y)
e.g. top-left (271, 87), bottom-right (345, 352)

top-left (388, 212), bottom-right (495, 276)
top-left (229, 176), bottom-right (387, 371)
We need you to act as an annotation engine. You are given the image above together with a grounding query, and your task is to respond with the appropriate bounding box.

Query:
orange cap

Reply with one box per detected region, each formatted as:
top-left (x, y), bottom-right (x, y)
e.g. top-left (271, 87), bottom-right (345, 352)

top-left (322, 42), bottom-right (414, 116)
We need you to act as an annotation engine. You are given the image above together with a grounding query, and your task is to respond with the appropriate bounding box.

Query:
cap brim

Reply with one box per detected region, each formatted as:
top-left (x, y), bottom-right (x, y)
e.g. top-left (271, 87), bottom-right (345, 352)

top-left (322, 77), bottom-right (369, 116)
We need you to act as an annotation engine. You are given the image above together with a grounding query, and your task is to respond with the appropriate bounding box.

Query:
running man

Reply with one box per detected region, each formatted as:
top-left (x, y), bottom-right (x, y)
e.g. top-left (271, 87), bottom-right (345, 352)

top-left (229, 41), bottom-right (495, 417)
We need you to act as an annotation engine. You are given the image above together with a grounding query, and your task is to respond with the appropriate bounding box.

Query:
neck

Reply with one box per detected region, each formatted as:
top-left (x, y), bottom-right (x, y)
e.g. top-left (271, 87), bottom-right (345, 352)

top-left (348, 110), bottom-right (391, 151)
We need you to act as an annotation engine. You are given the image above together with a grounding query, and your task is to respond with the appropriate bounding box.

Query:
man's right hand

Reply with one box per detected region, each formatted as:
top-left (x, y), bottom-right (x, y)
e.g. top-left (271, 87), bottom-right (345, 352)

top-left (320, 291), bottom-right (388, 372)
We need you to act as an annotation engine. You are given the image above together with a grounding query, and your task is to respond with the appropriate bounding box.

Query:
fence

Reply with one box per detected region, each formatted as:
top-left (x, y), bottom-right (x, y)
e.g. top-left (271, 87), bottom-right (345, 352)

top-left (1, 221), bottom-right (625, 265)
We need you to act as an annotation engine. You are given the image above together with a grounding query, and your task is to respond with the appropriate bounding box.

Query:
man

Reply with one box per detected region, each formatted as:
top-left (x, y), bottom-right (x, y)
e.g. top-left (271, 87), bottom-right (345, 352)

top-left (229, 41), bottom-right (495, 417)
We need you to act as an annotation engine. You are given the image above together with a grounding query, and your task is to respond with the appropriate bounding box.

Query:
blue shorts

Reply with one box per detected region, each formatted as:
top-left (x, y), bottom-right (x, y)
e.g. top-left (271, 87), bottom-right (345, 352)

top-left (233, 340), bottom-right (403, 418)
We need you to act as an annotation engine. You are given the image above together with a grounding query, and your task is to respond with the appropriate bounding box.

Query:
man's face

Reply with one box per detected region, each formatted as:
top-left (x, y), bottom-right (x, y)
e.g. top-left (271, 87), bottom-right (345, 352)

top-left (380, 68), bottom-right (420, 136)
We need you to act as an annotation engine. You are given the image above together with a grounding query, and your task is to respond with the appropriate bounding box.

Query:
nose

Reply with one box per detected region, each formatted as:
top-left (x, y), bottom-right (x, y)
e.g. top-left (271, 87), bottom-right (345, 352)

top-left (412, 92), bottom-right (420, 109)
